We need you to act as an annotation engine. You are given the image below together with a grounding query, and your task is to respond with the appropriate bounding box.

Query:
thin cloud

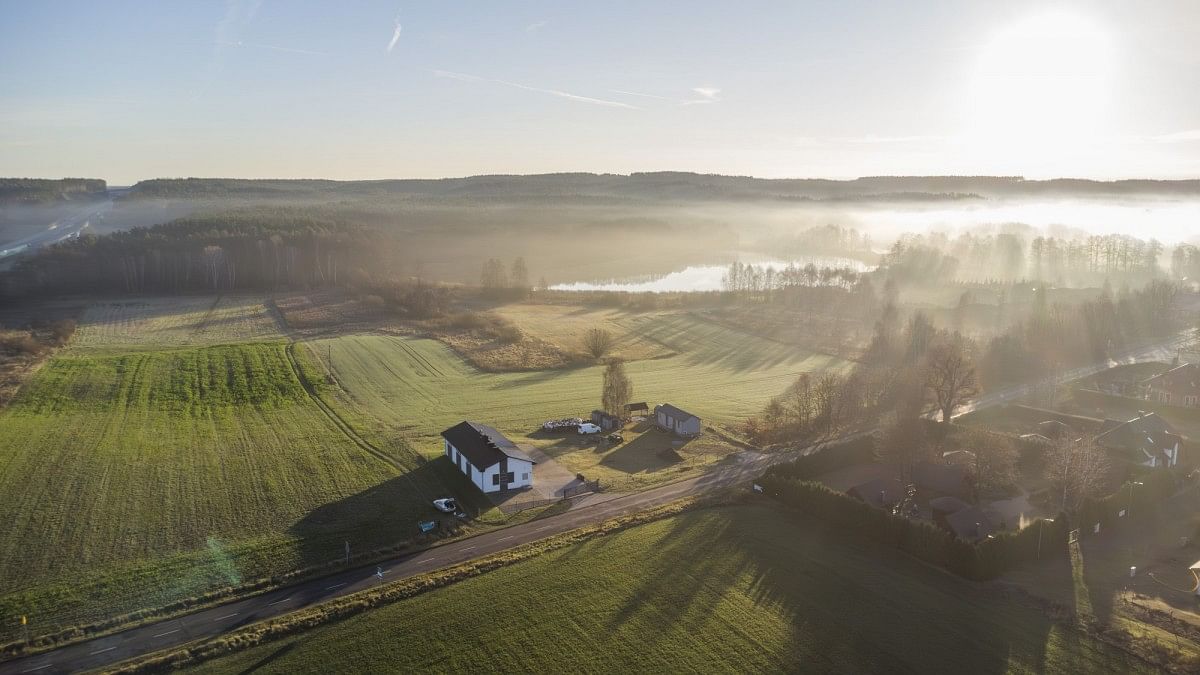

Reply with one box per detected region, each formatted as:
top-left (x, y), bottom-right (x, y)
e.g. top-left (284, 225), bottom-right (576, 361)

top-left (682, 87), bottom-right (722, 105)
top-left (433, 70), bottom-right (639, 109)
top-left (525, 20), bottom-right (549, 32)
top-left (387, 14), bottom-right (403, 53)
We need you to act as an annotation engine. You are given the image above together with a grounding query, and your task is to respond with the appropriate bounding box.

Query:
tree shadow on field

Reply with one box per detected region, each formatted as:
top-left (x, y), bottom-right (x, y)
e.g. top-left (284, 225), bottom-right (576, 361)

top-left (236, 640), bottom-right (298, 674)
top-left (603, 504), bottom-right (1126, 673)
top-left (288, 457), bottom-right (483, 570)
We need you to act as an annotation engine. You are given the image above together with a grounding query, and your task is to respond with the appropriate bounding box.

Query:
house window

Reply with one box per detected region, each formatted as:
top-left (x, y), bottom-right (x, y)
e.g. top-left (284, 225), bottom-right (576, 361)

top-left (492, 472), bottom-right (515, 486)
top-left (522, 473), bottom-right (530, 481)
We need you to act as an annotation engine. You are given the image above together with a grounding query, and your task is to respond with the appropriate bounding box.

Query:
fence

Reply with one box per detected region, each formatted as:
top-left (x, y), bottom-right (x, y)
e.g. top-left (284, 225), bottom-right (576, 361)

top-left (563, 479), bottom-right (602, 499)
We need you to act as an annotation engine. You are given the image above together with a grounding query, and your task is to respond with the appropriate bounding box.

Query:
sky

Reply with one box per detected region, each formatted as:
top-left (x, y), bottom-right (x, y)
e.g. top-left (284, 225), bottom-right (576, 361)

top-left (2, 0), bottom-right (1199, 184)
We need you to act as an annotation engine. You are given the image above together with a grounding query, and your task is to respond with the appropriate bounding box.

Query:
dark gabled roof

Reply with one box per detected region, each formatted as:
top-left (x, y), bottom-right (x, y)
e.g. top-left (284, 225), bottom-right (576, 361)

top-left (655, 403), bottom-right (699, 422)
top-left (945, 507), bottom-right (1002, 541)
top-left (929, 496), bottom-right (970, 514)
top-left (1096, 413), bottom-right (1180, 456)
top-left (912, 461), bottom-right (971, 499)
top-left (847, 478), bottom-right (904, 509)
top-left (625, 402), bottom-right (649, 412)
top-left (441, 421), bottom-right (535, 471)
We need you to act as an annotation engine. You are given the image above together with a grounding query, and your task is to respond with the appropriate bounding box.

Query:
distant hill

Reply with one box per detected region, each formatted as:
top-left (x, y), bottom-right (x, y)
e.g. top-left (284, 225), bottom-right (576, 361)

top-left (123, 173), bottom-right (1200, 203)
top-left (0, 178), bottom-right (107, 205)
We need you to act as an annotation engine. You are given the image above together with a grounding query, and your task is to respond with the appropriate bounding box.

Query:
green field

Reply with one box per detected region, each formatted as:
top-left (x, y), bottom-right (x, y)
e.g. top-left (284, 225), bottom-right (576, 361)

top-left (0, 343), bottom-right (447, 643)
top-left (71, 296), bottom-right (284, 350)
top-left (306, 312), bottom-right (847, 479)
top-left (188, 504), bottom-right (1149, 674)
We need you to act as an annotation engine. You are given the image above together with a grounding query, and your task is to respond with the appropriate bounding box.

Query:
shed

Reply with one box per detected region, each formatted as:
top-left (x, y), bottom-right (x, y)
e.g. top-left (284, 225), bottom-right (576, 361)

top-left (625, 402), bottom-right (649, 415)
top-left (654, 403), bottom-right (701, 437)
top-left (591, 409), bottom-right (623, 431)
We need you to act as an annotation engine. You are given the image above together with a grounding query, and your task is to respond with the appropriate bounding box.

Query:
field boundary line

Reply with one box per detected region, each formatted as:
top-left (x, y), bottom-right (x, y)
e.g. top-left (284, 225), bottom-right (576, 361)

top-left (282, 342), bottom-right (430, 500)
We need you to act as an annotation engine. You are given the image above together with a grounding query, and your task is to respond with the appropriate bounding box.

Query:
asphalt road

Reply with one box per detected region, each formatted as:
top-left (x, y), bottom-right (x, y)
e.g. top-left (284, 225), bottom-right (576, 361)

top-left (0, 452), bottom-right (790, 675)
top-left (1, 327), bottom-right (1193, 674)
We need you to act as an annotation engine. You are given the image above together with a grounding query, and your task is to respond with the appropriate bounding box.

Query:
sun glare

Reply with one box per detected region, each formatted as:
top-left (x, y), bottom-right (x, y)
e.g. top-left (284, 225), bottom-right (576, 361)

top-left (964, 10), bottom-right (1115, 166)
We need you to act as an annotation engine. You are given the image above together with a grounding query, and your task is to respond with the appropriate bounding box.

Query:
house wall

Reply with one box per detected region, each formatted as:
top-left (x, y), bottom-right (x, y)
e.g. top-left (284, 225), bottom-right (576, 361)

top-left (480, 458), bottom-right (533, 492)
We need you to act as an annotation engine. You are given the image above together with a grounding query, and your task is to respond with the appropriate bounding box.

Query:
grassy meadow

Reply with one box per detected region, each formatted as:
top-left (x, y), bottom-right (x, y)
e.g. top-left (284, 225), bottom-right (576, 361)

top-left (71, 295), bottom-right (284, 350)
top-left (305, 311), bottom-right (848, 482)
top-left (188, 504), bottom-right (1150, 674)
top-left (0, 342), bottom-right (447, 643)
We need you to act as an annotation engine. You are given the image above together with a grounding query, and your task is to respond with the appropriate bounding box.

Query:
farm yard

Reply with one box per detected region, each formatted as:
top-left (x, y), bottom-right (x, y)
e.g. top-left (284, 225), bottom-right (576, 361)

top-left (0, 342), bottom-right (451, 644)
top-left (186, 504), bottom-right (1150, 674)
top-left (70, 295), bottom-right (285, 350)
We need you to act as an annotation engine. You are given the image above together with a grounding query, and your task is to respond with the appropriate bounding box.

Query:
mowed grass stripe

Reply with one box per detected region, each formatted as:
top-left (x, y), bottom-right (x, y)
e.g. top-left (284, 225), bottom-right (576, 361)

top-left (307, 314), bottom-right (849, 451)
top-left (187, 505), bottom-right (1150, 674)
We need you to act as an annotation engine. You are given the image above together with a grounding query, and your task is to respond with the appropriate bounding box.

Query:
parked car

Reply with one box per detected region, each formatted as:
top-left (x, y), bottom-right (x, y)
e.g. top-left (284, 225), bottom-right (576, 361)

top-left (577, 422), bottom-right (602, 434)
top-left (607, 432), bottom-right (624, 444)
top-left (432, 498), bottom-right (459, 513)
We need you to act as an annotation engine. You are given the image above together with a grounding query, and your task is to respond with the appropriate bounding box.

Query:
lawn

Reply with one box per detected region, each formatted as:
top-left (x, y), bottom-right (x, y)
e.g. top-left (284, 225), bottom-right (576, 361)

top-left (0, 343), bottom-right (452, 644)
top-left (487, 303), bottom-right (675, 362)
top-left (188, 504), bottom-right (1150, 674)
top-left (304, 313), bottom-right (847, 482)
top-left (71, 295), bottom-right (284, 350)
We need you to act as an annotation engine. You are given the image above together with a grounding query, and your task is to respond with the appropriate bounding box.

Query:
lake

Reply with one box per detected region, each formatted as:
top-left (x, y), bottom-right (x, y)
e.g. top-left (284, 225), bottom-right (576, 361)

top-left (550, 255), bottom-right (874, 293)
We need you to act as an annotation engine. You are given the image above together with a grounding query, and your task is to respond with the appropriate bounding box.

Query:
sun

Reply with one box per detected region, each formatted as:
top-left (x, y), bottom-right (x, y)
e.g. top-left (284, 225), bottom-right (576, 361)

top-left (963, 10), bottom-right (1116, 165)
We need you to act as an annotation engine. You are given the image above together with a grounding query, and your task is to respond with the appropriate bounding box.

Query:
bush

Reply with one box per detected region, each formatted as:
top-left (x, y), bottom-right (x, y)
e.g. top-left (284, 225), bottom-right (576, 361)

top-left (447, 311), bottom-right (490, 331)
top-left (582, 328), bottom-right (614, 359)
top-left (493, 324), bottom-right (522, 344)
top-left (0, 331), bottom-right (46, 356)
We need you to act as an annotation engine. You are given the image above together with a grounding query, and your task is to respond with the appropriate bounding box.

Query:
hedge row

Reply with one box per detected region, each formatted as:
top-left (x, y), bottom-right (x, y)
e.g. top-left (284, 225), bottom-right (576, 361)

top-left (758, 475), bottom-right (1069, 581)
top-left (765, 435), bottom-right (877, 481)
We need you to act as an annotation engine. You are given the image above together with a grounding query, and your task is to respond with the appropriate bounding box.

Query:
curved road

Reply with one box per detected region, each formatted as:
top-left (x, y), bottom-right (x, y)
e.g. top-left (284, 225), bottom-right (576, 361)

top-left (1, 327), bottom-right (1194, 674)
top-left (0, 453), bottom-right (787, 675)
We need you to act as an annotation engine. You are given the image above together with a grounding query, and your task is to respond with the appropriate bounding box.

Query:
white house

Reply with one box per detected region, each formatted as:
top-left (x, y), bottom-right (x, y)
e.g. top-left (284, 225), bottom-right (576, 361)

top-left (441, 421), bottom-right (536, 494)
top-left (654, 403), bottom-right (702, 437)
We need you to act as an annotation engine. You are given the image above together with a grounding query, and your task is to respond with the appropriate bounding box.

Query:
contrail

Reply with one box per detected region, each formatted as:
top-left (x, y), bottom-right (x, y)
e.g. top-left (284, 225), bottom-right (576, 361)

top-left (387, 15), bottom-right (403, 52)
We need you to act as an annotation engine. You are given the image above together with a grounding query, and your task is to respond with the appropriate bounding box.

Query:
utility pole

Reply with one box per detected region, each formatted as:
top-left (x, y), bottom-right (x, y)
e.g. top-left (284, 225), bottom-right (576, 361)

top-left (1037, 518), bottom-right (1055, 561)
top-left (1127, 481), bottom-right (1144, 518)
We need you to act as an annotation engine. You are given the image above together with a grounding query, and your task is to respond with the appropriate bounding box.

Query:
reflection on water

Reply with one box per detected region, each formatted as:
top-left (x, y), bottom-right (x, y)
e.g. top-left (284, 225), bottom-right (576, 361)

top-left (551, 256), bottom-right (873, 293)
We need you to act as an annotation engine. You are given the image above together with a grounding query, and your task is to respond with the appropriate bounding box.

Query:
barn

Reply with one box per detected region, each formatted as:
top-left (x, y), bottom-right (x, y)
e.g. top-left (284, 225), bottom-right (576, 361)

top-left (441, 421), bottom-right (536, 494)
top-left (654, 403), bottom-right (701, 437)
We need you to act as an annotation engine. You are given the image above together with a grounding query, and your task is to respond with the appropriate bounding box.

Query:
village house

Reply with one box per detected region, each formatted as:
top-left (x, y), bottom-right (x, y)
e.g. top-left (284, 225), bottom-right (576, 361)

top-left (1096, 412), bottom-right (1182, 469)
top-left (1143, 363), bottom-right (1200, 408)
top-left (441, 421), bottom-right (536, 494)
top-left (654, 403), bottom-right (702, 437)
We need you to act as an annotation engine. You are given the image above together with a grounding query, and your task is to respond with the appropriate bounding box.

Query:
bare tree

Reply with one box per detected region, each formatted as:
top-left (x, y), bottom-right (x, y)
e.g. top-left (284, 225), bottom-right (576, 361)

top-left (951, 430), bottom-right (1018, 495)
top-left (510, 257), bottom-right (529, 291)
top-left (877, 411), bottom-right (929, 485)
top-left (582, 327), bottom-right (615, 359)
top-left (925, 340), bottom-right (978, 423)
top-left (1045, 437), bottom-right (1111, 513)
top-left (601, 360), bottom-right (632, 416)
